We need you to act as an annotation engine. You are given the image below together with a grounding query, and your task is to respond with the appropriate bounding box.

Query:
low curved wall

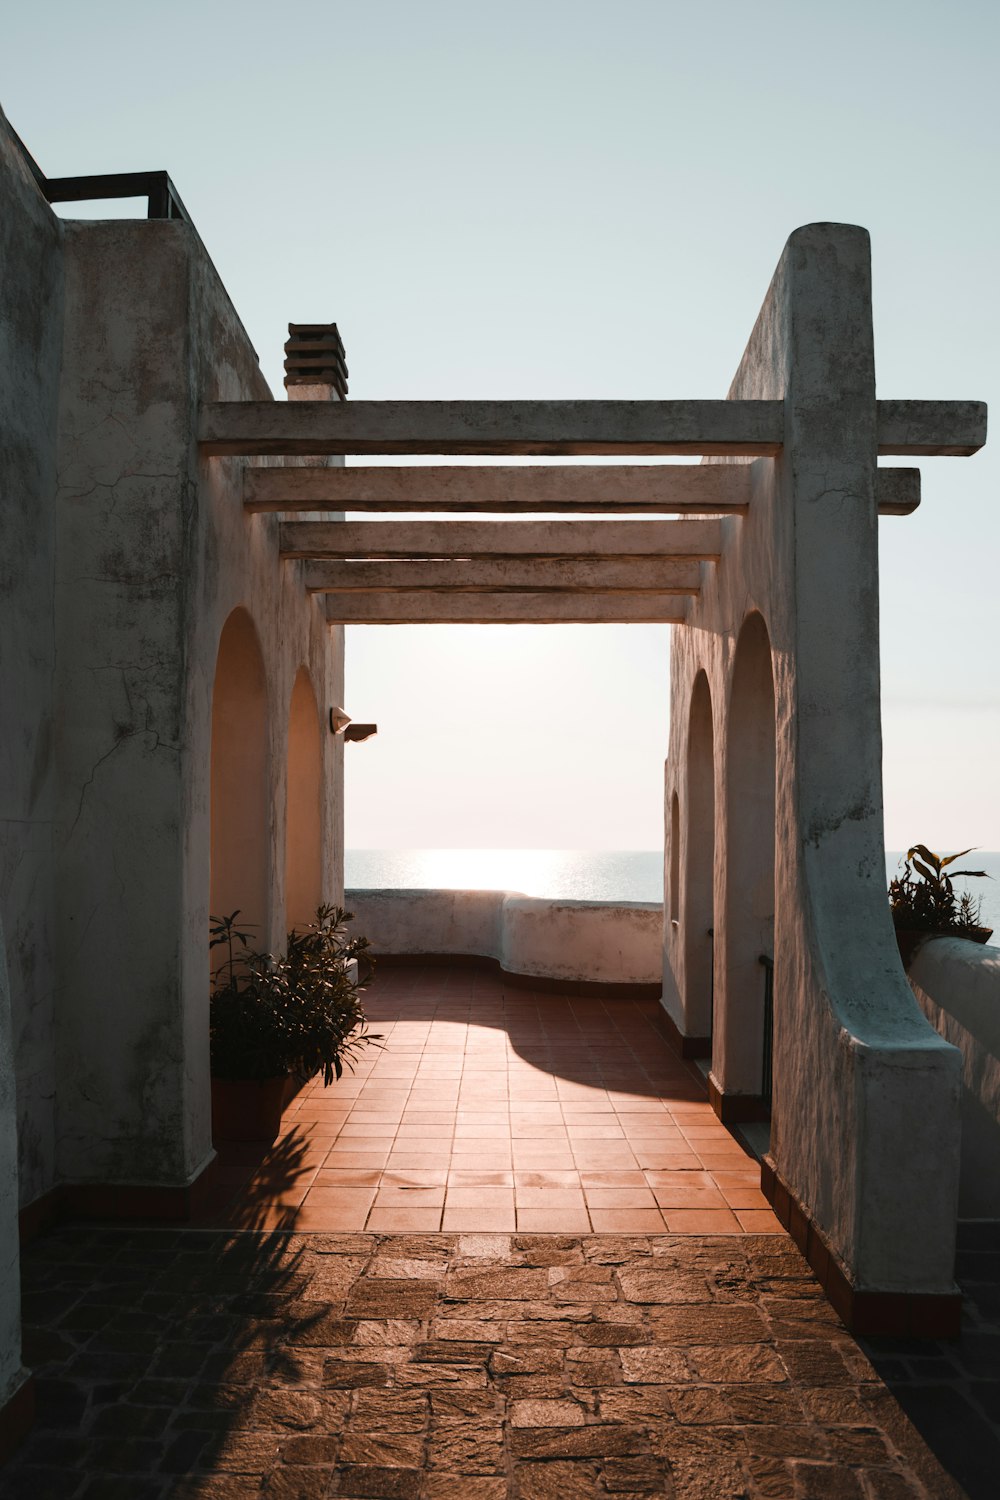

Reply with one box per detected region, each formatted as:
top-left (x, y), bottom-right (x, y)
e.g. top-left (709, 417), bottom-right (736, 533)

top-left (345, 888), bottom-right (663, 988)
top-left (908, 936), bottom-right (1000, 1218)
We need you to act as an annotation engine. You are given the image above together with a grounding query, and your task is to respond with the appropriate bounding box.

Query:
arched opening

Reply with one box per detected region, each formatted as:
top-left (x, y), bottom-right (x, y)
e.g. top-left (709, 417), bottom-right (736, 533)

top-left (669, 792), bottom-right (680, 922)
top-left (210, 608), bottom-right (269, 940)
top-left (285, 666), bottom-right (323, 931)
top-left (684, 672), bottom-right (715, 1039)
top-left (718, 612), bottom-right (776, 1100)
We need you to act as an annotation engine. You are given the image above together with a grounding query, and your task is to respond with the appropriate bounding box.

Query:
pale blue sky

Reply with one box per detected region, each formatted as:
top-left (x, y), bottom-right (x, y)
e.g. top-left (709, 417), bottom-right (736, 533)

top-left (5, 0), bottom-right (998, 849)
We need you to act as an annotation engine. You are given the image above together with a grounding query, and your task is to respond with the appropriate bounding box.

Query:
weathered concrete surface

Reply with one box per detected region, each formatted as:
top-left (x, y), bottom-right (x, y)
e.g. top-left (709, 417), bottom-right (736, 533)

top-left (50, 217), bottom-right (344, 1190)
top-left (0, 1225), bottom-right (965, 1498)
top-left (0, 106), bottom-right (64, 1210)
top-left (282, 518), bottom-right (724, 560)
top-left (248, 460), bottom-right (920, 514)
top-left (202, 397), bottom-right (787, 456)
top-left (202, 394), bottom-right (985, 457)
top-left (0, 922), bottom-right (25, 1409)
top-left (346, 890), bottom-right (663, 985)
top-left (325, 592), bottom-right (690, 624)
top-left (246, 460), bottom-right (755, 512)
top-left (908, 937), bottom-right (1000, 1218)
top-left (304, 559), bottom-right (703, 594)
top-left (663, 224), bottom-right (964, 1296)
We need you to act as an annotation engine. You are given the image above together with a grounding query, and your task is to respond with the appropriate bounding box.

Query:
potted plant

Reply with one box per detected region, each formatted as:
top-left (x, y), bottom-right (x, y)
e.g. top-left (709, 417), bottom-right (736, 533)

top-left (209, 904), bottom-right (379, 1142)
top-left (888, 844), bottom-right (993, 968)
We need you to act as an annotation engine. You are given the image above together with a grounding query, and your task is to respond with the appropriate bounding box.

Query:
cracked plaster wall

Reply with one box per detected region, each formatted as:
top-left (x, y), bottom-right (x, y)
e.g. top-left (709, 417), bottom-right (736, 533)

top-left (0, 112), bottom-right (63, 1201)
top-left (51, 219), bottom-right (344, 1189)
top-left (662, 224), bottom-right (962, 1295)
top-left (0, 104), bottom-right (64, 1395)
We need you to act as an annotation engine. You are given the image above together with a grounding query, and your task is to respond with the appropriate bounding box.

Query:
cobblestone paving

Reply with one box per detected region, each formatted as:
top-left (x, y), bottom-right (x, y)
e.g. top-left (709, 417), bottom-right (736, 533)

top-left (1, 1226), bottom-right (964, 1499)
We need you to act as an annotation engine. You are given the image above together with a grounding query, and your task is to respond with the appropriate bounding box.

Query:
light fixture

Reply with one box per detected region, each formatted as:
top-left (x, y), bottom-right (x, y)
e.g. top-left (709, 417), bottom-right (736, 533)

top-left (329, 706), bottom-right (351, 735)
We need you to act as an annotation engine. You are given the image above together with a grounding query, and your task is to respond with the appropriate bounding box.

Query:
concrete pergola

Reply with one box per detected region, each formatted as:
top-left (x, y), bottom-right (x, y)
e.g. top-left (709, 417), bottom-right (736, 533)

top-left (0, 96), bottom-right (988, 1441)
top-left (197, 225), bottom-right (986, 1334)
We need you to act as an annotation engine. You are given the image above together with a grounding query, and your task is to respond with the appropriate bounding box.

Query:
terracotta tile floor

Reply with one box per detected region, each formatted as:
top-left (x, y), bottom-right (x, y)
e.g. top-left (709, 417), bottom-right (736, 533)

top-left (201, 964), bottom-right (783, 1236)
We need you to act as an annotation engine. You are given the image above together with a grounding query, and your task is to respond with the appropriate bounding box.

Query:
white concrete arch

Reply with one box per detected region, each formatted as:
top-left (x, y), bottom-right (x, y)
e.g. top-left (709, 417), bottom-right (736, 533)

top-left (683, 671), bottom-right (716, 1042)
top-left (210, 607), bottom-right (270, 940)
top-left (285, 665), bottom-right (324, 932)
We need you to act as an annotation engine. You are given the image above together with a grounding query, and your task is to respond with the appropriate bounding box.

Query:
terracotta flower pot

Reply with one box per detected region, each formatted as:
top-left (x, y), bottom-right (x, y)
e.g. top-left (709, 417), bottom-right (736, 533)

top-left (211, 1075), bottom-right (288, 1143)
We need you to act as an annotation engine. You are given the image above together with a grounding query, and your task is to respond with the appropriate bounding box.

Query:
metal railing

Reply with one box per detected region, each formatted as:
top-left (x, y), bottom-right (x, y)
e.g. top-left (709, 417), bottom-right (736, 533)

top-left (759, 954), bottom-right (774, 1109)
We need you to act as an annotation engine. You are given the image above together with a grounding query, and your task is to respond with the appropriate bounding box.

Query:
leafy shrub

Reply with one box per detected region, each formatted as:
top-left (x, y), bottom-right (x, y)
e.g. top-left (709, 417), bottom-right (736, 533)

top-left (210, 905), bottom-right (380, 1084)
top-left (888, 844), bottom-right (988, 936)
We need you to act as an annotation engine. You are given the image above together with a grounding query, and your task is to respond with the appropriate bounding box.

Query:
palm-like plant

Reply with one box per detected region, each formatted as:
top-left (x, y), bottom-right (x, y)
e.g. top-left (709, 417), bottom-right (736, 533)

top-left (888, 844), bottom-right (989, 936)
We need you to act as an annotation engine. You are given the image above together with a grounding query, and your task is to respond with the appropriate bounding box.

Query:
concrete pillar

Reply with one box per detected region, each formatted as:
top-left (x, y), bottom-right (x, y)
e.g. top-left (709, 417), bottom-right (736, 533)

top-left (665, 225), bottom-right (963, 1327)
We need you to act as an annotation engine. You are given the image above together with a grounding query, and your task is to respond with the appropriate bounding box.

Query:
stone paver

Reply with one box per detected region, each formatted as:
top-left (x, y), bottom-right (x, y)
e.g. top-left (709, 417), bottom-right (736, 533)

top-left (200, 965), bottom-right (782, 1236)
top-left (1, 1226), bottom-right (964, 1499)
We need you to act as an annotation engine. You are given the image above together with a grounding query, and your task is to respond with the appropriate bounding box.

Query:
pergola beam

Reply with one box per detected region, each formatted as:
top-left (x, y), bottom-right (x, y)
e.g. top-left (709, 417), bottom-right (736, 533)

top-left (246, 462), bottom-right (753, 514)
top-left (303, 558), bottom-right (703, 595)
top-left (876, 400), bottom-right (987, 457)
top-left (200, 398), bottom-right (985, 459)
top-left (280, 518), bottom-right (724, 561)
top-left (247, 462), bottom-right (922, 516)
top-left (203, 400), bottom-right (784, 457)
top-left (323, 592), bottom-right (690, 624)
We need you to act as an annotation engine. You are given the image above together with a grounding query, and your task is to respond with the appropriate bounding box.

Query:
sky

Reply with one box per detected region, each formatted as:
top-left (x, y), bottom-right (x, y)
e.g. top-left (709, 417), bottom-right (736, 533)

top-left (4, 0), bottom-right (998, 851)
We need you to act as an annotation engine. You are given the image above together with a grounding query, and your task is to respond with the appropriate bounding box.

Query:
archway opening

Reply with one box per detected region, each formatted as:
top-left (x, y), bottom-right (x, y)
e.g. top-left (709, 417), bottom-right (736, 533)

top-left (684, 672), bottom-right (715, 1040)
top-left (719, 612), bottom-right (776, 1099)
top-left (286, 665), bottom-right (323, 931)
top-left (210, 608), bottom-right (269, 941)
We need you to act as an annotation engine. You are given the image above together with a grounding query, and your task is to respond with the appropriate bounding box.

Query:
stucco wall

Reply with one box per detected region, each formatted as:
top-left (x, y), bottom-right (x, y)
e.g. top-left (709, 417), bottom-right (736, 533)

top-left (909, 937), bottom-right (1000, 1219)
top-left (0, 108), bottom-right (63, 1209)
top-left (346, 889), bottom-right (663, 985)
top-left (51, 219), bottom-right (344, 1190)
top-left (662, 224), bottom-right (962, 1295)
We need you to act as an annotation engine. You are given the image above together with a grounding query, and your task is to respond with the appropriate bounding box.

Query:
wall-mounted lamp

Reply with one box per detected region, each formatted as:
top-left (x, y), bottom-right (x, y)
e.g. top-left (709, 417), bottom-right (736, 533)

top-left (329, 707), bottom-right (378, 743)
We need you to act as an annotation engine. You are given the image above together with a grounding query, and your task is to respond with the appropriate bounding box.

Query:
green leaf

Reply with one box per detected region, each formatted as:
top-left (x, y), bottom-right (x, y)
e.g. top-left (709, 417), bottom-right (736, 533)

top-left (940, 848), bottom-right (976, 868)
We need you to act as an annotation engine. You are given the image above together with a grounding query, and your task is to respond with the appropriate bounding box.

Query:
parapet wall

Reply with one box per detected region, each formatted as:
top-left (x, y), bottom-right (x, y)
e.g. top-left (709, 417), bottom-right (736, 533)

top-left (345, 889), bottom-right (663, 989)
top-left (908, 937), bottom-right (1000, 1219)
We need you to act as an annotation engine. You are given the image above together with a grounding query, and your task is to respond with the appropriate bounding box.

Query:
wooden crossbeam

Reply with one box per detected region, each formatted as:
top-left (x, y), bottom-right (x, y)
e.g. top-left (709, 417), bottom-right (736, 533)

top-left (202, 400), bottom-right (784, 457)
top-left (247, 462), bottom-right (922, 516)
top-left (323, 592), bottom-right (690, 624)
top-left (201, 398), bottom-right (985, 459)
top-left (246, 463), bottom-right (752, 513)
top-left (280, 519), bottom-right (724, 561)
top-left (303, 558), bottom-right (703, 595)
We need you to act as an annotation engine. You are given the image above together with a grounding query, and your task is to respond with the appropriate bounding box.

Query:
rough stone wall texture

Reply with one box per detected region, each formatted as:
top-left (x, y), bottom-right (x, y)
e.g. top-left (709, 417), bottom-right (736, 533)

top-left (51, 218), bottom-right (344, 1191)
top-left (663, 224), bottom-right (962, 1295)
top-left (0, 108), bottom-right (63, 1209)
top-left (908, 936), bottom-right (1000, 1218)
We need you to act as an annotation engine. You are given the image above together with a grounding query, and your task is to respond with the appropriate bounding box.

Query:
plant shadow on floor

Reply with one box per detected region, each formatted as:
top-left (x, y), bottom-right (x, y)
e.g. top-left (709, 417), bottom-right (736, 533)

top-left (3, 1223), bottom-right (342, 1499)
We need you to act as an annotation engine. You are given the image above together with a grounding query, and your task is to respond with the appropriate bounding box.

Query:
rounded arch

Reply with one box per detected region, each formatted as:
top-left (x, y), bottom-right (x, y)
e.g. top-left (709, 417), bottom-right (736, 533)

top-left (285, 665), bottom-right (323, 931)
top-left (210, 608), bottom-right (270, 940)
top-left (718, 611), bottom-right (776, 1097)
top-left (684, 671), bottom-right (716, 1038)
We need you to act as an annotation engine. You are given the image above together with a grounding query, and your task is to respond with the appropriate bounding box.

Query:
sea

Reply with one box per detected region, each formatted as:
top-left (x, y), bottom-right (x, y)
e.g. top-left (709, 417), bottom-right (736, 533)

top-left (345, 848), bottom-right (1000, 935)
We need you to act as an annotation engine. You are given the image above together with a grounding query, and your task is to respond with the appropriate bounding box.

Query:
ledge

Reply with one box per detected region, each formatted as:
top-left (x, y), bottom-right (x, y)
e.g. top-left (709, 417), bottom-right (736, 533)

top-left (346, 888), bottom-right (663, 989)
